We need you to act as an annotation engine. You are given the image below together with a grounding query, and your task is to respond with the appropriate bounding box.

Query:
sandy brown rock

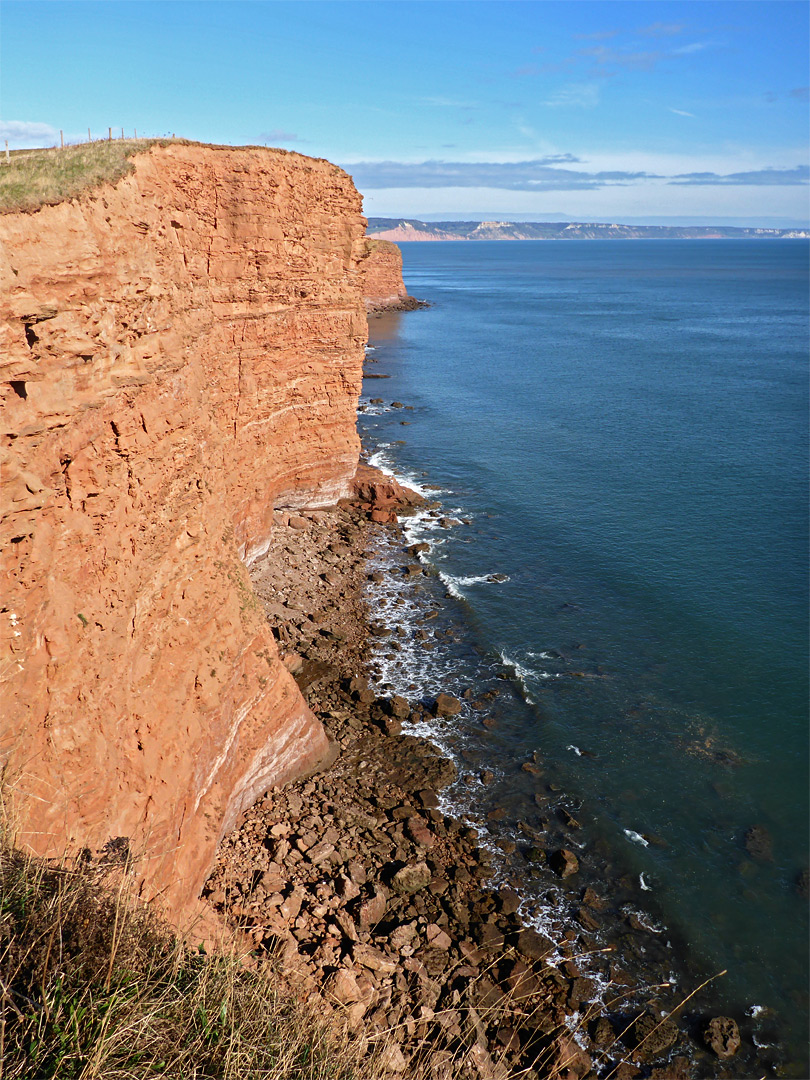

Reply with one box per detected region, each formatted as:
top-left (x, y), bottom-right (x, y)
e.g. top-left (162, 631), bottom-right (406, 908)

top-left (0, 143), bottom-right (369, 916)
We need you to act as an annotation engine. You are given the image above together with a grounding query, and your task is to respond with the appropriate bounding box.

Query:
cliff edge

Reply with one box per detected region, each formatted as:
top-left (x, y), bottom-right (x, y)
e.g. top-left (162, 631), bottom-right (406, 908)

top-left (0, 143), bottom-right (371, 915)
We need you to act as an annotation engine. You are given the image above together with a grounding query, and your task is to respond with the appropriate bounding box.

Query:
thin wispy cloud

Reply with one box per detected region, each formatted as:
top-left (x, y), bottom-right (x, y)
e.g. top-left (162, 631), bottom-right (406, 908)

top-left (671, 165), bottom-right (809, 186)
top-left (342, 159), bottom-right (809, 192)
top-left (669, 108), bottom-right (696, 118)
top-left (260, 129), bottom-right (304, 144)
top-left (574, 29), bottom-right (619, 42)
top-left (671, 41), bottom-right (713, 56)
top-left (342, 159), bottom-right (658, 191)
top-left (579, 45), bottom-right (663, 73)
top-left (543, 82), bottom-right (600, 108)
top-left (637, 22), bottom-right (686, 37)
top-left (421, 96), bottom-right (478, 110)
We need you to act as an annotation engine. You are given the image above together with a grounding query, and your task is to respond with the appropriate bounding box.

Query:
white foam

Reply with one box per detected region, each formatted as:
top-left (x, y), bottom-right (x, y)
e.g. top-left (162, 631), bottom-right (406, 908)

top-left (438, 571), bottom-right (465, 601)
top-left (624, 829), bottom-right (649, 847)
top-left (497, 651), bottom-right (539, 704)
top-left (622, 907), bottom-right (664, 933)
top-left (436, 568), bottom-right (509, 600)
top-left (747, 1004), bottom-right (767, 1018)
top-left (365, 450), bottom-right (432, 499)
top-left (753, 1035), bottom-right (775, 1049)
top-left (567, 744), bottom-right (583, 756)
top-left (639, 873), bottom-right (652, 891)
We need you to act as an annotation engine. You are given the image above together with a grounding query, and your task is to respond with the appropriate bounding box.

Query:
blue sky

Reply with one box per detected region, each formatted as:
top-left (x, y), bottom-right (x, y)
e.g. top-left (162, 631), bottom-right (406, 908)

top-left (2, 0), bottom-right (808, 224)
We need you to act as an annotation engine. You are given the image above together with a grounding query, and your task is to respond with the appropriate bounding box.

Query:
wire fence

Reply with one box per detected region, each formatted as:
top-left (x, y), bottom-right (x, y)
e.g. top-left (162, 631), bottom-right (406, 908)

top-left (2, 128), bottom-right (178, 163)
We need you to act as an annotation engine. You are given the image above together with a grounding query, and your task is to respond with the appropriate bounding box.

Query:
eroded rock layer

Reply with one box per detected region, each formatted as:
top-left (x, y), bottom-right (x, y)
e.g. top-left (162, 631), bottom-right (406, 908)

top-left (0, 143), bottom-right (369, 914)
top-left (357, 238), bottom-right (414, 312)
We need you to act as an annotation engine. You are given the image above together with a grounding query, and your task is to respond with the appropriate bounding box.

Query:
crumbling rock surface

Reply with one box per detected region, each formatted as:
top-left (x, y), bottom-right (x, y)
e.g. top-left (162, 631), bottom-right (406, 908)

top-left (0, 143), bottom-right (375, 916)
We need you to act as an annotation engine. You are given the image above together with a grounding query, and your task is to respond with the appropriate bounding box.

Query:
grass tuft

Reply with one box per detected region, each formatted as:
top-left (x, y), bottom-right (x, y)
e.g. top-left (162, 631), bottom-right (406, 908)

top-left (0, 841), bottom-right (367, 1079)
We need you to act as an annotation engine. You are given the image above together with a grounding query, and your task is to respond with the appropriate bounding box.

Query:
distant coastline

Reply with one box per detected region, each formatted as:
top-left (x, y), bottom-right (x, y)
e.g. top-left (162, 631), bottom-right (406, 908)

top-left (367, 217), bottom-right (810, 241)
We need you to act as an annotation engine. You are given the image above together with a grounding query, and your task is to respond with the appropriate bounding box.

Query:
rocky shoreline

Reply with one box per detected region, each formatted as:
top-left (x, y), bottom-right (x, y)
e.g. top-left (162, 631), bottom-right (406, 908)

top-left (204, 488), bottom-right (754, 1079)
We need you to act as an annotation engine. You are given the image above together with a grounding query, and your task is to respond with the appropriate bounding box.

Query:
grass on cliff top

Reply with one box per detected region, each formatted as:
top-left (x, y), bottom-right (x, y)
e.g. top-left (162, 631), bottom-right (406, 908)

top-left (0, 139), bottom-right (335, 215)
top-left (0, 840), bottom-right (368, 1080)
top-left (0, 140), bottom-right (168, 214)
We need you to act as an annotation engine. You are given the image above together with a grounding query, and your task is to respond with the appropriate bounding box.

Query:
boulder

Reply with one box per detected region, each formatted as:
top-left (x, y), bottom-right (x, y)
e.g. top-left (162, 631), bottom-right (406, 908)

top-left (628, 1012), bottom-right (679, 1060)
top-left (550, 848), bottom-right (580, 878)
top-left (353, 943), bottom-right (398, 975)
top-left (516, 927), bottom-right (553, 962)
top-left (703, 1016), bottom-right (741, 1059)
top-left (324, 968), bottom-right (363, 1004)
top-left (392, 861), bottom-right (432, 895)
top-left (432, 693), bottom-right (462, 718)
top-left (547, 1034), bottom-right (592, 1080)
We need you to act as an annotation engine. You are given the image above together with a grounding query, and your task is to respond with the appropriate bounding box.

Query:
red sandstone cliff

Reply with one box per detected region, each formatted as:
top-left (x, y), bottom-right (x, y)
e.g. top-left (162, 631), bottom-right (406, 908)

top-left (0, 143), bottom-right (370, 915)
top-left (357, 238), bottom-right (420, 313)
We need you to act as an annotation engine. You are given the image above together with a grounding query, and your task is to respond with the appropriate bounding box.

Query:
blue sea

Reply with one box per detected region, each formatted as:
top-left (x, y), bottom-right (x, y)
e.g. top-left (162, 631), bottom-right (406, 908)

top-left (359, 240), bottom-right (809, 1074)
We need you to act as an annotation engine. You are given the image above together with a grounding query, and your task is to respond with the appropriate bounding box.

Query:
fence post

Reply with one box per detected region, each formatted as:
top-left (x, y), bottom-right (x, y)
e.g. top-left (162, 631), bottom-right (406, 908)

top-left (4, 140), bottom-right (9, 165)
top-left (134, 128), bottom-right (137, 139)
top-left (108, 127), bottom-right (112, 141)
top-left (88, 127), bottom-right (91, 142)
top-left (121, 127), bottom-right (124, 139)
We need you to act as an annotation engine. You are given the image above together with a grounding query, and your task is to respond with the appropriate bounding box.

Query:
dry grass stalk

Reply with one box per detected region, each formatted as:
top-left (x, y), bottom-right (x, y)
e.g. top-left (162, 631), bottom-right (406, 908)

top-left (0, 839), bottom-right (371, 1079)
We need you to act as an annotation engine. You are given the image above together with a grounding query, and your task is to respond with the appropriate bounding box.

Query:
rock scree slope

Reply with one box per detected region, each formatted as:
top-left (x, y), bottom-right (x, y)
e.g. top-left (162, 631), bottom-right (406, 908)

top-left (0, 142), bottom-right (384, 916)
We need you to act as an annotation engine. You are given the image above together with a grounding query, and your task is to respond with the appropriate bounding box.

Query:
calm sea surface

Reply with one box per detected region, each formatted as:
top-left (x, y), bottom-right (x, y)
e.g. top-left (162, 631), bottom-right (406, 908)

top-left (360, 240), bottom-right (808, 1072)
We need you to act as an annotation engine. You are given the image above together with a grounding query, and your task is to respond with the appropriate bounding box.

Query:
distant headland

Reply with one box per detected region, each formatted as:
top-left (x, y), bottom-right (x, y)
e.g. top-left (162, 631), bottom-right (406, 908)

top-left (367, 217), bottom-right (810, 241)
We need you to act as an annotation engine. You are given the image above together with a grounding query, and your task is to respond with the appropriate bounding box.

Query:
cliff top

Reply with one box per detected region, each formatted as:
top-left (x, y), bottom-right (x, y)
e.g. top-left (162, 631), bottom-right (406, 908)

top-left (361, 236), bottom-right (400, 255)
top-left (0, 138), bottom-right (343, 215)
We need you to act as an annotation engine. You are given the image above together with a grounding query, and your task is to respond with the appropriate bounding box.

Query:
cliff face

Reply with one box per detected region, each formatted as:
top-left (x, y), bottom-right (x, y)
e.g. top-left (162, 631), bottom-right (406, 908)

top-left (357, 238), bottom-right (414, 312)
top-left (0, 144), bottom-right (369, 914)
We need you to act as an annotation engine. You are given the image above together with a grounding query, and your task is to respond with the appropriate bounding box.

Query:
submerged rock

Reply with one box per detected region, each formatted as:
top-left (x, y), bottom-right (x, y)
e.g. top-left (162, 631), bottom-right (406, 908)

top-left (744, 824), bottom-right (773, 861)
top-left (550, 848), bottom-right (580, 879)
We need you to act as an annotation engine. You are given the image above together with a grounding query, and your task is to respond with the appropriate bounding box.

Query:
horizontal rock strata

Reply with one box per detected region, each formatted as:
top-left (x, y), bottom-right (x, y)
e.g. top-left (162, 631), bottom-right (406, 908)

top-left (0, 143), bottom-right (371, 915)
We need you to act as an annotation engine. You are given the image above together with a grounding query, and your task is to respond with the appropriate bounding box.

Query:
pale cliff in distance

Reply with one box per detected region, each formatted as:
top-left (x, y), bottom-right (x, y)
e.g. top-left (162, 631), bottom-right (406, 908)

top-left (0, 142), bottom-right (410, 917)
top-left (367, 217), bottom-right (810, 241)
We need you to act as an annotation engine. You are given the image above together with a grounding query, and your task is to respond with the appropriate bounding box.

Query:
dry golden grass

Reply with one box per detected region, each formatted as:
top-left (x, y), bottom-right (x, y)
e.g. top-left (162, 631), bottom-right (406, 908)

top-left (0, 138), bottom-right (324, 215)
top-left (0, 140), bottom-right (167, 214)
top-left (0, 840), bottom-right (371, 1079)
